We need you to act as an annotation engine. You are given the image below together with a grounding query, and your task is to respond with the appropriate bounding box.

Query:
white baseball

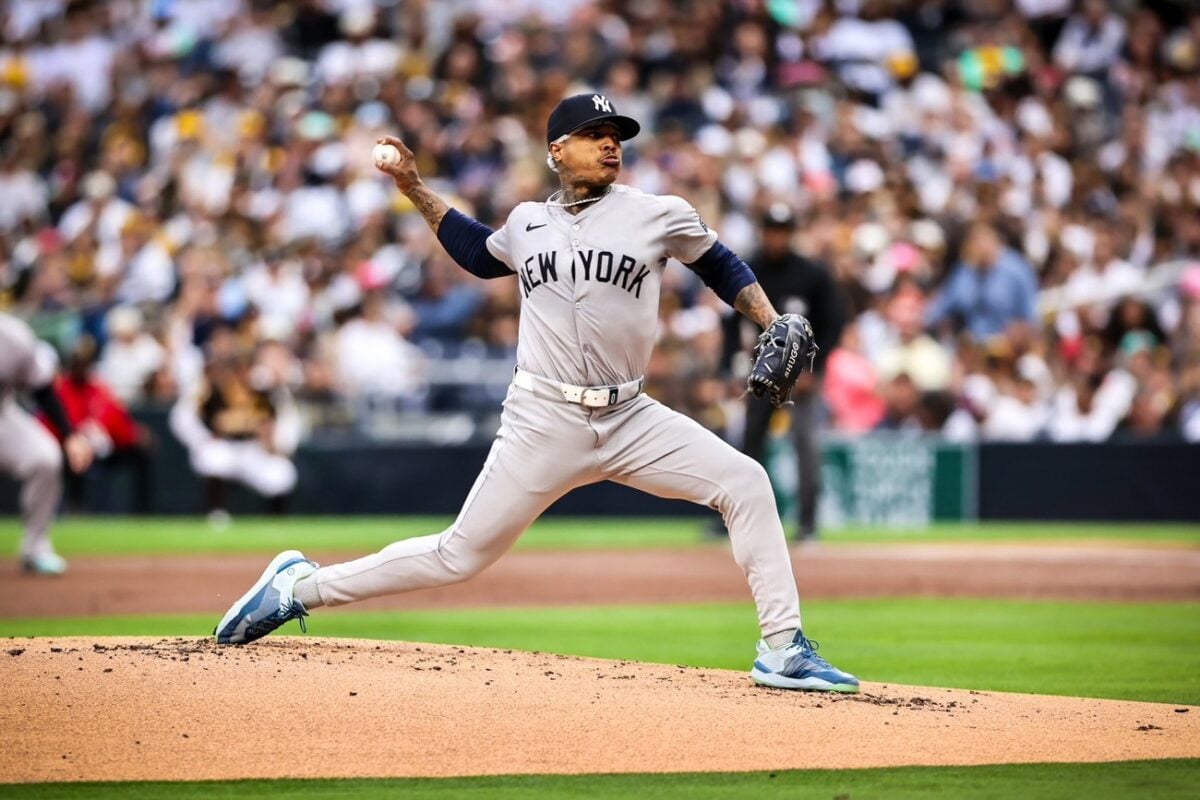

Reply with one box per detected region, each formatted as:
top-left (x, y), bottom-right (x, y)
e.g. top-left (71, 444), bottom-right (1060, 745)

top-left (372, 143), bottom-right (402, 167)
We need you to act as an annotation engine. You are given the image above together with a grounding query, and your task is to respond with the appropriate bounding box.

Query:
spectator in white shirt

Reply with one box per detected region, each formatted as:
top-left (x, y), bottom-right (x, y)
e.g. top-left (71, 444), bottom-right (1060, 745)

top-left (97, 216), bottom-right (176, 305)
top-left (241, 254), bottom-right (311, 340)
top-left (0, 153), bottom-right (46, 232)
top-left (315, 7), bottom-right (401, 86)
top-left (31, 6), bottom-right (116, 113)
top-left (813, 0), bottom-right (916, 100)
top-left (58, 172), bottom-right (133, 246)
top-left (875, 284), bottom-right (952, 392)
top-left (984, 375), bottom-right (1049, 441)
top-left (1047, 369), bottom-right (1136, 442)
top-left (1063, 225), bottom-right (1143, 328)
top-left (334, 291), bottom-right (426, 404)
top-left (96, 306), bottom-right (166, 405)
top-left (1053, 0), bottom-right (1126, 77)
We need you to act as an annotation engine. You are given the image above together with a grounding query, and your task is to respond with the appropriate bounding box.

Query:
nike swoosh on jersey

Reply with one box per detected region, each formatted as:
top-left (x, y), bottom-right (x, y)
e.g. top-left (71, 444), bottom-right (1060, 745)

top-left (525, 222), bottom-right (548, 231)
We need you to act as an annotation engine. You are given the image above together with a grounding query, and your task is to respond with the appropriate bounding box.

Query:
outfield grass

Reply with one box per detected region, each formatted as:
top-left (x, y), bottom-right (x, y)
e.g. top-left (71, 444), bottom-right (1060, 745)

top-left (1, 516), bottom-right (1197, 556)
top-left (4, 598), bottom-right (1197, 705)
top-left (2, 760), bottom-right (1197, 799)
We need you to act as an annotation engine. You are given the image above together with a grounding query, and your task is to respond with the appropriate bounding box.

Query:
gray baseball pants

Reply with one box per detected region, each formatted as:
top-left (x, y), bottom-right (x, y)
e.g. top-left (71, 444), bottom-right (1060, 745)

top-left (307, 382), bottom-right (803, 638)
top-left (0, 399), bottom-right (63, 559)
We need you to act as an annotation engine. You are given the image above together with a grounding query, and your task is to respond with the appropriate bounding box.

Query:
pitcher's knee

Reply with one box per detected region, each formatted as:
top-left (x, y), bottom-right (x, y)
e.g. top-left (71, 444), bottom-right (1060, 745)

top-left (738, 456), bottom-right (775, 498)
top-left (438, 550), bottom-right (490, 582)
top-left (434, 532), bottom-right (495, 582)
top-left (717, 455), bottom-right (776, 512)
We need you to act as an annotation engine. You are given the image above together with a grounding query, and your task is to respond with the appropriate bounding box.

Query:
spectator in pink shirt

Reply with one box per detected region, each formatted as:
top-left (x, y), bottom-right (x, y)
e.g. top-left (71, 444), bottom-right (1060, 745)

top-left (823, 324), bottom-right (885, 433)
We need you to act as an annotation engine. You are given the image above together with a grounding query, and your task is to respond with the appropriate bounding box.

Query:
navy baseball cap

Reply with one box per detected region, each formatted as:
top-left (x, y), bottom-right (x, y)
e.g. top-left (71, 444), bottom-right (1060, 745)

top-left (546, 94), bottom-right (641, 144)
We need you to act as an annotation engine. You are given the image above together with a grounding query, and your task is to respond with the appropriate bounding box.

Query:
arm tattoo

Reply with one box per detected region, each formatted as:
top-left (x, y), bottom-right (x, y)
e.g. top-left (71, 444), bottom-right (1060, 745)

top-left (734, 283), bottom-right (779, 329)
top-left (407, 183), bottom-right (450, 232)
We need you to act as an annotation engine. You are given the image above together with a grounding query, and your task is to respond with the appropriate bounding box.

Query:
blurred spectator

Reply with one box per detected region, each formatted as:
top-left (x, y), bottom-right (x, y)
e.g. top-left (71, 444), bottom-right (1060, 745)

top-left (169, 338), bottom-right (300, 520)
top-left (240, 251), bottom-right (311, 340)
top-left (823, 323), bottom-right (885, 433)
top-left (1052, 0), bottom-right (1126, 78)
top-left (876, 373), bottom-right (923, 433)
top-left (101, 214), bottom-right (177, 305)
top-left (333, 290), bottom-right (426, 405)
top-left (983, 372), bottom-right (1049, 441)
top-left (39, 336), bottom-right (155, 512)
top-left (1047, 370), bottom-right (1136, 442)
top-left (926, 223), bottom-right (1038, 341)
top-left (812, 0), bottom-right (917, 102)
top-left (0, 0), bottom-right (1194, 450)
top-left (409, 255), bottom-right (487, 344)
top-left (1179, 361), bottom-right (1200, 443)
top-left (95, 306), bottom-right (166, 405)
top-left (0, 151), bottom-right (47, 232)
top-left (875, 282), bottom-right (952, 391)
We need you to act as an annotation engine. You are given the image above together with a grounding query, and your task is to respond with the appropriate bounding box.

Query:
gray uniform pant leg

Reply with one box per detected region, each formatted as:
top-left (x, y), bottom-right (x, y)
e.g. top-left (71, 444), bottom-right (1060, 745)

top-left (600, 396), bottom-right (802, 638)
top-left (0, 400), bottom-right (63, 558)
top-left (312, 387), bottom-right (600, 606)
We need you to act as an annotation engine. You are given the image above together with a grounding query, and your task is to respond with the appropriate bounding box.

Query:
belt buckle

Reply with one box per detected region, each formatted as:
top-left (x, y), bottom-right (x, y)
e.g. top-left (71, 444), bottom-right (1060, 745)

top-left (580, 386), bottom-right (618, 408)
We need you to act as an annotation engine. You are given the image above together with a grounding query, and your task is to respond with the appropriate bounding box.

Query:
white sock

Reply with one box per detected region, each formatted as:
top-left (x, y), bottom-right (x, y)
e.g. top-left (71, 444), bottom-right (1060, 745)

top-left (293, 575), bottom-right (323, 609)
top-left (764, 629), bottom-right (797, 650)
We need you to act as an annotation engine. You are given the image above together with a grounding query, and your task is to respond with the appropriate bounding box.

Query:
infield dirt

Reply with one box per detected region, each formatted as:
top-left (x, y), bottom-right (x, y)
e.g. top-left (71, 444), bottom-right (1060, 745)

top-left (2, 636), bottom-right (1198, 783)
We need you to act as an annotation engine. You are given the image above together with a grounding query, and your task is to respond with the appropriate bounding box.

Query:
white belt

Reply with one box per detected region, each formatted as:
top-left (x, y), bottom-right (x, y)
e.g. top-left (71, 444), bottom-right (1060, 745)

top-left (513, 367), bottom-right (644, 408)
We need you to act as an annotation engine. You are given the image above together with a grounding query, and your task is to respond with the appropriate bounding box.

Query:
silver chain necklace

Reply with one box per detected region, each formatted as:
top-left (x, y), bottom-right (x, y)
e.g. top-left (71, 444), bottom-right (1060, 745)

top-left (545, 187), bottom-right (611, 208)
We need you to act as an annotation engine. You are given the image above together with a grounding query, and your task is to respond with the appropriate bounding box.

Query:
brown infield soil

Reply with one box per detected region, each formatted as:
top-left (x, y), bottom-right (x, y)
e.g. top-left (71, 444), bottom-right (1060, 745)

top-left (0, 637), bottom-right (1197, 782)
top-left (1, 542), bottom-right (1198, 782)
top-left (2, 541), bottom-right (1199, 618)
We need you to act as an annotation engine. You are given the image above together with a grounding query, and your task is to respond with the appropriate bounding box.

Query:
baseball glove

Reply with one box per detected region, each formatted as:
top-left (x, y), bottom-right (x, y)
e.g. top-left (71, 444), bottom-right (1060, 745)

top-left (747, 314), bottom-right (818, 408)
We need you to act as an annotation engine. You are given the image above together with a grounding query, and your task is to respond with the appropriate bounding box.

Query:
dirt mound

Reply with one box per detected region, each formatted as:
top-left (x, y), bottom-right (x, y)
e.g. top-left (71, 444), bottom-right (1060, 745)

top-left (4, 542), bottom-right (1197, 618)
top-left (3, 637), bottom-right (1197, 783)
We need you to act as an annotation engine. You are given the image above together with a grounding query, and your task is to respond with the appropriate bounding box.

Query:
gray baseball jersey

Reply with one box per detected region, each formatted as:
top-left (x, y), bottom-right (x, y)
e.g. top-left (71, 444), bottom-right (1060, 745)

top-left (0, 313), bottom-right (65, 559)
top-left (302, 188), bottom-right (804, 640)
top-left (486, 185), bottom-right (716, 386)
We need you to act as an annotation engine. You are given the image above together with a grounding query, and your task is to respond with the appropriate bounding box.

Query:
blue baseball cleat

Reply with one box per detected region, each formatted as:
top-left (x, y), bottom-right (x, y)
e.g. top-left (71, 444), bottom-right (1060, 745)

top-left (21, 552), bottom-right (67, 576)
top-left (215, 550), bottom-right (318, 645)
top-left (751, 631), bottom-right (860, 693)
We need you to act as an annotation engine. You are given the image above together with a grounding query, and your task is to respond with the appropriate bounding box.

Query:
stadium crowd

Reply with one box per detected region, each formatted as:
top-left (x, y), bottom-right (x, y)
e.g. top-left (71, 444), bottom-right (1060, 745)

top-left (1, 0), bottom-right (1199, 449)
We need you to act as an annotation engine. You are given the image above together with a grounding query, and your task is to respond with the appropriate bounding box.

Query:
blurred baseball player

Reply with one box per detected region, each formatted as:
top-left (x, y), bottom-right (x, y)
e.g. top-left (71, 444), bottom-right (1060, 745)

top-left (0, 313), bottom-right (93, 575)
top-left (216, 95), bottom-right (858, 692)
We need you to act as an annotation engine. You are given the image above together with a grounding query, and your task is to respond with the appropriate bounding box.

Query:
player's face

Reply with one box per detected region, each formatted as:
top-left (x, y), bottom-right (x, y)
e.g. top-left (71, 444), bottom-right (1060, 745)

top-left (555, 123), bottom-right (622, 186)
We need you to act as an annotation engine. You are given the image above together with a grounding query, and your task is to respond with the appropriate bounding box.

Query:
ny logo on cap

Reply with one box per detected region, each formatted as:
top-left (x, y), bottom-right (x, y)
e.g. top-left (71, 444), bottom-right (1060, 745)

top-left (592, 94), bottom-right (612, 113)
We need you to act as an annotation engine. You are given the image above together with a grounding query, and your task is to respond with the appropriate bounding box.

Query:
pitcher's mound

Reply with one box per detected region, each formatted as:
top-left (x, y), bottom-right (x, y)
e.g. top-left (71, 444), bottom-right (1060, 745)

top-left (3, 637), bottom-right (1197, 783)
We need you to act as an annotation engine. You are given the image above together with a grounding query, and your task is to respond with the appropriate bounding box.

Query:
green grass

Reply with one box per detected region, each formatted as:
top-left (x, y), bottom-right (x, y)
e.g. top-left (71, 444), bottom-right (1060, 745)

top-left (2, 760), bottom-right (1197, 799)
top-left (1, 516), bottom-right (1197, 556)
top-left (4, 599), bottom-right (1197, 705)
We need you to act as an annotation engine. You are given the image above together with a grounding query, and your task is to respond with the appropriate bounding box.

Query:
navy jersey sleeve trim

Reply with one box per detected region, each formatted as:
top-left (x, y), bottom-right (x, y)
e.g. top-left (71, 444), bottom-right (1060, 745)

top-left (684, 240), bottom-right (757, 306)
top-left (436, 209), bottom-right (515, 279)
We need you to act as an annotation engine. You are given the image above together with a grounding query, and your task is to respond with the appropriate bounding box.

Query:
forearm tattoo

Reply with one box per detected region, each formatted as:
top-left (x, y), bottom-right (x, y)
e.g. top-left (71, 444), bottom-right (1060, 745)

top-left (407, 183), bottom-right (450, 232)
top-left (734, 283), bottom-right (779, 329)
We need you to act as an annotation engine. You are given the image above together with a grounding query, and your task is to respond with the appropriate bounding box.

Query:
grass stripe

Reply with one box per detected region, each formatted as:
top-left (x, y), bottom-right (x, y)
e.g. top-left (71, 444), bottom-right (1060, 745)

top-left (1, 517), bottom-right (1198, 556)
top-left (1, 760), bottom-right (1198, 799)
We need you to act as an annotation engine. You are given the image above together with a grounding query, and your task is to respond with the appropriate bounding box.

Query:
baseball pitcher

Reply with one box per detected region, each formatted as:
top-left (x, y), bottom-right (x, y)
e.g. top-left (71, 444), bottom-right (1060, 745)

top-left (216, 95), bottom-right (858, 692)
top-left (0, 313), bottom-right (93, 574)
